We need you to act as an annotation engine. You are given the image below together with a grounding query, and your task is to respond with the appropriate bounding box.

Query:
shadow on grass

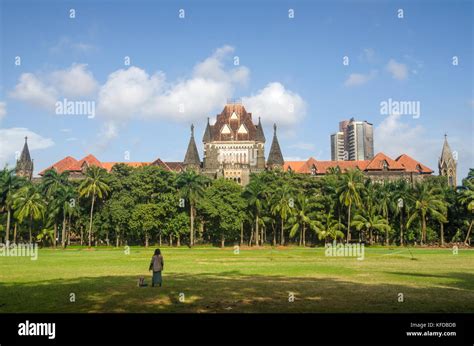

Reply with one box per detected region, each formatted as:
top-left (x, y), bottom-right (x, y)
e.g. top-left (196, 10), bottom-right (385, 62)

top-left (385, 272), bottom-right (474, 290)
top-left (0, 271), bottom-right (473, 313)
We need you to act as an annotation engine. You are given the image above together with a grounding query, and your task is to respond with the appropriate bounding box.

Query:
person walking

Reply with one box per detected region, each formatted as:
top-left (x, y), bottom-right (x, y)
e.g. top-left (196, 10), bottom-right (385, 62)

top-left (149, 249), bottom-right (164, 287)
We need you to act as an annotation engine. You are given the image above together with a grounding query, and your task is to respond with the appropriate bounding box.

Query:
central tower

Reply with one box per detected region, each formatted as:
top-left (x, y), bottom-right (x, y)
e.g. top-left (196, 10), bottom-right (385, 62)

top-left (201, 101), bottom-right (266, 185)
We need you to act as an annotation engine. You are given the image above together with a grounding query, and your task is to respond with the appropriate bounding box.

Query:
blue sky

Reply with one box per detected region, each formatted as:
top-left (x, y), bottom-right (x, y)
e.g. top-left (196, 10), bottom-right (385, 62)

top-left (0, 0), bottom-right (472, 179)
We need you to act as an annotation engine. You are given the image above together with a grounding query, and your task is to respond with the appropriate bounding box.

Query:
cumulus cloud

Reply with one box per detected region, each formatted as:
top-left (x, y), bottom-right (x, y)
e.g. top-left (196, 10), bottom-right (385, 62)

top-left (9, 73), bottom-right (58, 110)
top-left (344, 70), bottom-right (377, 87)
top-left (386, 59), bottom-right (408, 80)
top-left (50, 64), bottom-right (98, 97)
top-left (242, 82), bottom-right (306, 127)
top-left (0, 128), bottom-right (54, 167)
top-left (97, 45), bottom-right (249, 121)
top-left (9, 64), bottom-right (98, 111)
top-left (375, 113), bottom-right (439, 170)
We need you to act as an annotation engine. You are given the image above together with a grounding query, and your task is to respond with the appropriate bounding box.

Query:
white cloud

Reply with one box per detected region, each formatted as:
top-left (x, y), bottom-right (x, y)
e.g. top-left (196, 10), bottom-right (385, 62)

top-left (375, 113), bottom-right (436, 167)
top-left (9, 64), bottom-right (99, 111)
top-left (97, 45), bottom-right (249, 121)
top-left (50, 37), bottom-right (95, 54)
top-left (0, 102), bottom-right (6, 121)
top-left (242, 82), bottom-right (306, 128)
top-left (50, 64), bottom-right (98, 97)
top-left (0, 128), bottom-right (54, 168)
top-left (344, 70), bottom-right (377, 87)
top-left (386, 59), bottom-right (408, 80)
top-left (9, 73), bottom-right (58, 110)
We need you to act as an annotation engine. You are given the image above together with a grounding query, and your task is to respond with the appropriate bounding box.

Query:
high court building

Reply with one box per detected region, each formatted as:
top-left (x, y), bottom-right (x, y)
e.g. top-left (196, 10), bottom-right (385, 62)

top-left (15, 102), bottom-right (457, 187)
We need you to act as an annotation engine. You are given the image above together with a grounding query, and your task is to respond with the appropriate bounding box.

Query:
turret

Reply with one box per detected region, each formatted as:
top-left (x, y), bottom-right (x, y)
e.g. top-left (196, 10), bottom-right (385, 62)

top-left (16, 136), bottom-right (34, 180)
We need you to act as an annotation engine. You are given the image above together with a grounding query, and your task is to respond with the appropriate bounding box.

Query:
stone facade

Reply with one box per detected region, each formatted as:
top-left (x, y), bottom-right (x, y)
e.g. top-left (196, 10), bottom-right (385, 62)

top-left (182, 102), bottom-right (283, 185)
top-left (438, 135), bottom-right (457, 187)
top-left (15, 137), bottom-right (33, 180)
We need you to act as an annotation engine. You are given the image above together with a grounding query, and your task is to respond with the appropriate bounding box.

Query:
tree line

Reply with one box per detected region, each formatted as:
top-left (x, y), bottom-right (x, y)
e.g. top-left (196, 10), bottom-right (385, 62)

top-left (0, 164), bottom-right (473, 248)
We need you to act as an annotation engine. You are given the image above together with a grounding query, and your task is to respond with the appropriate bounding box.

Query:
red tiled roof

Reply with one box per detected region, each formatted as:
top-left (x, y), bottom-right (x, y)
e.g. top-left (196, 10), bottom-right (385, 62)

top-left (40, 154), bottom-right (184, 175)
top-left (209, 104), bottom-right (259, 141)
top-left (39, 156), bottom-right (79, 176)
top-left (283, 161), bottom-right (307, 173)
top-left (283, 152), bottom-right (431, 175)
top-left (395, 154), bottom-right (433, 173)
top-left (164, 162), bottom-right (184, 171)
top-left (77, 154), bottom-right (103, 169)
top-left (365, 152), bottom-right (404, 171)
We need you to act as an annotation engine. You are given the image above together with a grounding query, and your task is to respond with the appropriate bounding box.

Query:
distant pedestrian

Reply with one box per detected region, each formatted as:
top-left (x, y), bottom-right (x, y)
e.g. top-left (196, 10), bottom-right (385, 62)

top-left (149, 249), bottom-right (164, 287)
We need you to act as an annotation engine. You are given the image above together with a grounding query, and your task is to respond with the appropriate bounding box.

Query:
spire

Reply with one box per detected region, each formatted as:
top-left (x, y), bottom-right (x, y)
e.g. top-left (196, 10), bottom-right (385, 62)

top-left (16, 136), bottom-right (34, 180)
top-left (255, 117), bottom-right (266, 143)
top-left (20, 136), bottom-right (32, 163)
top-left (202, 117), bottom-right (212, 143)
top-left (438, 135), bottom-right (457, 187)
top-left (267, 123), bottom-right (284, 168)
top-left (184, 124), bottom-right (201, 168)
top-left (440, 134), bottom-right (453, 163)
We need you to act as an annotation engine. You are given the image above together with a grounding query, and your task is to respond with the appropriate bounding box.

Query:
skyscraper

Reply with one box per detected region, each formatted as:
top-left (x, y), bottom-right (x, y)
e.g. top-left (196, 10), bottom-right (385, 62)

top-left (330, 132), bottom-right (345, 161)
top-left (330, 118), bottom-right (374, 161)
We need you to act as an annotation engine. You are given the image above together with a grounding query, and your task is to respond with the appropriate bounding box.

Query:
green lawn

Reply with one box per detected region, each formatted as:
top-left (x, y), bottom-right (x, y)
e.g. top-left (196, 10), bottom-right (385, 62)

top-left (0, 246), bottom-right (473, 313)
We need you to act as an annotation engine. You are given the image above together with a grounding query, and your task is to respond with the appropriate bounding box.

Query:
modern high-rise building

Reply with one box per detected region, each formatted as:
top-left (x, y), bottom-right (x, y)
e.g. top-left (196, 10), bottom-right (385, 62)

top-left (330, 132), bottom-right (345, 161)
top-left (330, 118), bottom-right (374, 161)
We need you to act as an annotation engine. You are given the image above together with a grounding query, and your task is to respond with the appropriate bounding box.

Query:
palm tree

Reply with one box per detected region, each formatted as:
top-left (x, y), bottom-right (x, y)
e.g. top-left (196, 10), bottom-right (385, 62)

top-left (271, 183), bottom-right (295, 246)
top-left (376, 184), bottom-right (395, 245)
top-left (314, 212), bottom-right (345, 244)
top-left (351, 212), bottom-right (391, 244)
top-left (288, 194), bottom-right (319, 246)
top-left (41, 169), bottom-right (70, 247)
top-left (175, 170), bottom-right (208, 247)
top-left (13, 184), bottom-right (46, 242)
top-left (243, 180), bottom-right (264, 246)
top-left (392, 180), bottom-right (410, 246)
top-left (78, 166), bottom-right (110, 247)
top-left (41, 169), bottom-right (69, 196)
top-left (58, 185), bottom-right (76, 248)
top-left (458, 174), bottom-right (474, 245)
top-left (0, 168), bottom-right (23, 245)
top-left (336, 169), bottom-right (364, 243)
top-left (407, 182), bottom-right (447, 245)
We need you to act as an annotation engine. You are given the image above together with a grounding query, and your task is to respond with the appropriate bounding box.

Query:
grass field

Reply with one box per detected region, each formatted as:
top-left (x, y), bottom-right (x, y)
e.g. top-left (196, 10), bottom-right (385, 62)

top-left (0, 246), bottom-right (473, 313)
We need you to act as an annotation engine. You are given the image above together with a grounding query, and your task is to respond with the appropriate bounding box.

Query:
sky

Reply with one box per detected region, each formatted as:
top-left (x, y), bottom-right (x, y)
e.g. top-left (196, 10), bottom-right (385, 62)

top-left (0, 0), bottom-right (472, 179)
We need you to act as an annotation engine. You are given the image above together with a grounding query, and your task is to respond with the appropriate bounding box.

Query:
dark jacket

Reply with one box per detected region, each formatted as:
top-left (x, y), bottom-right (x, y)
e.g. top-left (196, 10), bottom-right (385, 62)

top-left (149, 255), bottom-right (164, 272)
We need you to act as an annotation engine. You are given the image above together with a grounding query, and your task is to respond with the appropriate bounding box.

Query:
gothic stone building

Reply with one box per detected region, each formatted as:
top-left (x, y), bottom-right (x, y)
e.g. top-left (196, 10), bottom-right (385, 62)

top-left (20, 102), bottom-right (457, 187)
top-left (183, 102), bottom-right (283, 185)
top-left (438, 135), bottom-right (457, 187)
top-left (15, 137), bottom-right (34, 180)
